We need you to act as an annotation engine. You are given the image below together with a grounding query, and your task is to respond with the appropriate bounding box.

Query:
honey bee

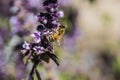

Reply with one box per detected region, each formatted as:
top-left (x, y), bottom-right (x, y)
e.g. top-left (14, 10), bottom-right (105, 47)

top-left (47, 24), bottom-right (66, 45)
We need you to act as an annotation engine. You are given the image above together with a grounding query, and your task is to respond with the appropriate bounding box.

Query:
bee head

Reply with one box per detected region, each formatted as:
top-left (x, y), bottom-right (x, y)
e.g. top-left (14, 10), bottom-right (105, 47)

top-left (59, 25), bottom-right (66, 29)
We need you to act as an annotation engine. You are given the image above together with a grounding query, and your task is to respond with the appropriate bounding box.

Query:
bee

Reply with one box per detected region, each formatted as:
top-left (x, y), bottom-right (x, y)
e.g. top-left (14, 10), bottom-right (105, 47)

top-left (47, 24), bottom-right (66, 45)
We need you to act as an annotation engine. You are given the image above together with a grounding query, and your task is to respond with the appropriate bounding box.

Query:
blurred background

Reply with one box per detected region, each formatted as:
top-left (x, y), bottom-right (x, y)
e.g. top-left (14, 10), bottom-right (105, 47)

top-left (0, 0), bottom-right (120, 80)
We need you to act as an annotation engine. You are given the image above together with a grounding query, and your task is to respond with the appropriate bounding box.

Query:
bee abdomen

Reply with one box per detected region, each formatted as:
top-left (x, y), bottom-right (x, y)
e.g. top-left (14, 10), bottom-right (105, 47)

top-left (47, 35), bottom-right (56, 42)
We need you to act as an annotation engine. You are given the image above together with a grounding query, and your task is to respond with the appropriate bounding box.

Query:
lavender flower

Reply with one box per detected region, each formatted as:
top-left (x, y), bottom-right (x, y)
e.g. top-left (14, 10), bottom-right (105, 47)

top-left (43, 19), bottom-right (48, 24)
top-left (31, 31), bottom-right (41, 43)
top-left (22, 41), bottom-right (31, 50)
top-left (56, 10), bottom-right (64, 18)
top-left (21, 0), bottom-right (65, 80)
top-left (33, 46), bottom-right (44, 55)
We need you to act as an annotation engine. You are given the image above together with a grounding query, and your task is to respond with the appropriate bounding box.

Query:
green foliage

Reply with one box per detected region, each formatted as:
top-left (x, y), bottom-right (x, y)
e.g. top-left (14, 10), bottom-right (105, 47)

top-left (101, 13), bottom-right (112, 26)
top-left (113, 59), bottom-right (120, 76)
top-left (0, 15), bottom-right (10, 29)
top-left (88, 0), bottom-right (96, 3)
top-left (60, 72), bottom-right (88, 80)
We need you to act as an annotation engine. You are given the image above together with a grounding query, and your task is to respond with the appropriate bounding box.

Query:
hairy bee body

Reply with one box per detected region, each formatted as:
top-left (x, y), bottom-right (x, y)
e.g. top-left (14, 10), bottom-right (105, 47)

top-left (47, 25), bottom-right (66, 42)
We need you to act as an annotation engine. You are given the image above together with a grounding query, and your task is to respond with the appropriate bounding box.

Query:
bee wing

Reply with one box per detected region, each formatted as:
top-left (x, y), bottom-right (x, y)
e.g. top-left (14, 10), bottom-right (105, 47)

top-left (61, 35), bottom-right (65, 46)
top-left (57, 34), bottom-right (65, 47)
top-left (57, 40), bottom-right (61, 47)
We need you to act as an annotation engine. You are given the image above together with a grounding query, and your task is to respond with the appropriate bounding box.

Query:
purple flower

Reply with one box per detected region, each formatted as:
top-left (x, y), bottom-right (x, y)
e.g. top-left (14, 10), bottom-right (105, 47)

top-left (43, 0), bottom-right (58, 6)
top-left (31, 31), bottom-right (41, 43)
top-left (56, 10), bottom-right (64, 18)
top-left (50, 8), bottom-right (55, 12)
top-left (43, 19), bottom-right (48, 24)
top-left (43, 0), bottom-right (59, 13)
top-left (27, 0), bottom-right (41, 8)
top-left (43, 30), bottom-right (53, 36)
top-left (9, 16), bottom-right (22, 34)
top-left (23, 41), bottom-right (31, 50)
top-left (52, 20), bottom-right (60, 26)
top-left (20, 0), bottom-right (65, 79)
top-left (33, 46), bottom-right (44, 55)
